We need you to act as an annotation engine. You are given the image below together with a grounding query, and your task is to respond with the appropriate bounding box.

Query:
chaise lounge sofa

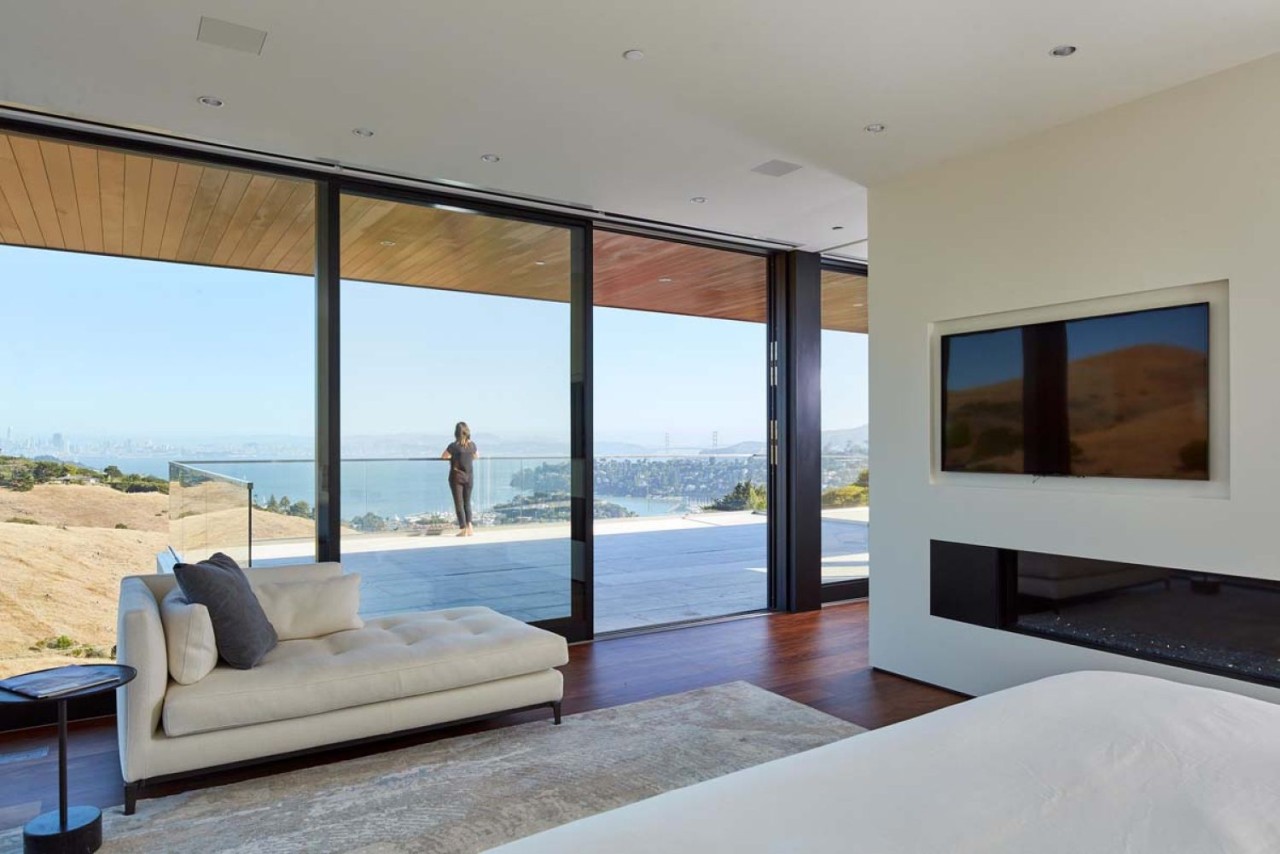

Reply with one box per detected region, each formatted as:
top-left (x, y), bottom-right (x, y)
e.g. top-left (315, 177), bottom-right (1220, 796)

top-left (116, 562), bottom-right (568, 813)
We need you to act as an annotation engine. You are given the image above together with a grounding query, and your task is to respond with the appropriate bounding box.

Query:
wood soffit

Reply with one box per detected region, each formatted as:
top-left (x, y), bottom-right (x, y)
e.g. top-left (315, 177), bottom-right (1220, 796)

top-left (0, 133), bottom-right (865, 332)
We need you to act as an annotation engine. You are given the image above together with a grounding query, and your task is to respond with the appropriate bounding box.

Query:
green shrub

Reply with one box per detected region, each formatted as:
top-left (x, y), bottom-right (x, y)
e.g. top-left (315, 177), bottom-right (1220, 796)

top-left (5, 516), bottom-right (40, 525)
top-left (29, 635), bottom-right (114, 660)
top-left (351, 512), bottom-right (388, 532)
top-left (710, 481), bottom-right (767, 511)
top-left (821, 484), bottom-right (869, 508)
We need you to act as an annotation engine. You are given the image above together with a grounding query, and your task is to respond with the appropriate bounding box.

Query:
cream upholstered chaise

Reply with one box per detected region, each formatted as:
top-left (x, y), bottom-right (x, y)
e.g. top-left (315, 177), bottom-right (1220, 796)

top-left (116, 562), bottom-right (568, 813)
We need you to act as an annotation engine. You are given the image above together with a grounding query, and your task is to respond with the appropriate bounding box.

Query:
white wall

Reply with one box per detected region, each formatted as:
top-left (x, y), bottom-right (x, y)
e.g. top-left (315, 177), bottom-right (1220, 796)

top-left (869, 51), bottom-right (1280, 702)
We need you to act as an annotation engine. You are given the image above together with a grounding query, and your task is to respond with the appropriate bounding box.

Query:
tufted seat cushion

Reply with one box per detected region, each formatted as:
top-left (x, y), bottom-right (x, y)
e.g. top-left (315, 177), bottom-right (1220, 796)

top-left (161, 606), bottom-right (569, 737)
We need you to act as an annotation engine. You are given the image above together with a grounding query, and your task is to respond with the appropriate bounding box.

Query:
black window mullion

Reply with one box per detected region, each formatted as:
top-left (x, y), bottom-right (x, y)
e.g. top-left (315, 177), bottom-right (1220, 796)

top-left (315, 180), bottom-right (341, 563)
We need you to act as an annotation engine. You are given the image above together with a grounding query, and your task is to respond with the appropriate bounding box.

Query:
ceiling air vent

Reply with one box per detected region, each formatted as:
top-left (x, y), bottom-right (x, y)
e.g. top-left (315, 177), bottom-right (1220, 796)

top-left (750, 159), bottom-right (802, 178)
top-left (196, 16), bottom-right (268, 55)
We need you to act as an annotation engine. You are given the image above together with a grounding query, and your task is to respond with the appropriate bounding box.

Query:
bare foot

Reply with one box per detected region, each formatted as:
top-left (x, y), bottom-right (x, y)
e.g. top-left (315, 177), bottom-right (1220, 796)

top-left (456, 529), bottom-right (468, 537)
top-left (466, 525), bottom-right (475, 536)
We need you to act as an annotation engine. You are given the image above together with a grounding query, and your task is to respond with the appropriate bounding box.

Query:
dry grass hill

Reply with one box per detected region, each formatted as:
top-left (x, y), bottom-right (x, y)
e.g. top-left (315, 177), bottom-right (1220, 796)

top-left (945, 344), bottom-right (1208, 478)
top-left (0, 483), bottom-right (316, 677)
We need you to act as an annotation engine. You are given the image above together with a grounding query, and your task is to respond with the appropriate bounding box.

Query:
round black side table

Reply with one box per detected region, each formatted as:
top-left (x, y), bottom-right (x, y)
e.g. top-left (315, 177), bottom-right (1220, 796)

top-left (0, 664), bottom-right (136, 854)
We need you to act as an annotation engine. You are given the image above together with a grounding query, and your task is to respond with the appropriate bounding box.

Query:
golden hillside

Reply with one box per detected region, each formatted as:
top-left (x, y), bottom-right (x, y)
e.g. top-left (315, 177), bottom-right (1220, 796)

top-left (945, 344), bottom-right (1208, 478)
top-left (0, 483), bottom-right (321, 678)
top-left (0, 482), bottom-right (167, 532)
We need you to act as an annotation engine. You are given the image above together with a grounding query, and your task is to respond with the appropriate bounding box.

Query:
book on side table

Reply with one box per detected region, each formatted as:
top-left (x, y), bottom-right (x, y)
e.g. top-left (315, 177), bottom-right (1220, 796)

top-left (0, 664), bottom-right (120, 699)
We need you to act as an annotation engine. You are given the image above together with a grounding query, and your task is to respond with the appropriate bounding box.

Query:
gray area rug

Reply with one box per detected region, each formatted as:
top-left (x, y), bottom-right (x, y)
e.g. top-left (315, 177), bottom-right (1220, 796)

top-left (0, 682), bottom-right (864, 854)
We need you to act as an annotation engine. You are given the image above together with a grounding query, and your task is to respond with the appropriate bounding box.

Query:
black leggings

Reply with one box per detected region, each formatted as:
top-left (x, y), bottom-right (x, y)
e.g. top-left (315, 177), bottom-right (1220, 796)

top-left (450, 479), bottom-right (473, 528)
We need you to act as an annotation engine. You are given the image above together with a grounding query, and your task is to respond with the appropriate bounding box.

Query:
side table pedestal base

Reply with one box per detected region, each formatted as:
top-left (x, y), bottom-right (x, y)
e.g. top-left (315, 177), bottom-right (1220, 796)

top-left (23, 806), bottom-right (102, 854)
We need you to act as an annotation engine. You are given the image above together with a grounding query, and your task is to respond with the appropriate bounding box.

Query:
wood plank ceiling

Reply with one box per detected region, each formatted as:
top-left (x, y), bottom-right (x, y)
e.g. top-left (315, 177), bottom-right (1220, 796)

top-left (821, 268), bottom-right (869, 333)
top-left (0, 133), bottom-right (317, 272)
top-left (0, 132), bottom-right (866, 332)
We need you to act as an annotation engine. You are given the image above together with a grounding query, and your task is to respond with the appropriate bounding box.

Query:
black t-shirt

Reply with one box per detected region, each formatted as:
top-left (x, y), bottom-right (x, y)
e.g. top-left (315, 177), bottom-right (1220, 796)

top-left (447, 441), bottom-right (476, 482)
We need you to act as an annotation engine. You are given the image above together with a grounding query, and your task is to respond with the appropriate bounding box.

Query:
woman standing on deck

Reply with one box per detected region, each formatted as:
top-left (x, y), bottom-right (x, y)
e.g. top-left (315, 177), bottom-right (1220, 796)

top-left (442, 422), bottom-right (478, 536)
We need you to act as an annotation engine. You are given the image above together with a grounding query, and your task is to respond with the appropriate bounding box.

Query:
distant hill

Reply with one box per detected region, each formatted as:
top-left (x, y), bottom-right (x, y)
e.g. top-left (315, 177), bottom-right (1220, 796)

top-left (821, 425), bottom-right (869, 453)
top-left (696, 427), bottom-right (869, 456)
top-left (594, 441), bottom-right (654, 456)
top-left (700, 441), bottom-right (767, 455)
top-left (944, 344), bottom-right (1207, 478)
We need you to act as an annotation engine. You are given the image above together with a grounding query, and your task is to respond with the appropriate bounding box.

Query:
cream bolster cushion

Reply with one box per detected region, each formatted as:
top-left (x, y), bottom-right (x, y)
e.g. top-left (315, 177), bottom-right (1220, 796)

top-left (159, 587), bottom-right (219, 685)
top-left (252, 573), bottom-right (364, 641)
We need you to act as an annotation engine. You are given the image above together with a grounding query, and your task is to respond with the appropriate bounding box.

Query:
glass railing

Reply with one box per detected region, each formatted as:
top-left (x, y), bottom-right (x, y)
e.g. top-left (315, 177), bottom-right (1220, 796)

top-left (169, 462), bottom-right (253, 566)
top-left (166, 454), bottom-right (857, 562)
top-left (167, 454), bottom-right (775, 559)
top-left (165, 453), bottom-right (780, 625)
top-left (342, 454), bottom-right (772, 528)
top-left (342, 457), bottom-right (566, 532)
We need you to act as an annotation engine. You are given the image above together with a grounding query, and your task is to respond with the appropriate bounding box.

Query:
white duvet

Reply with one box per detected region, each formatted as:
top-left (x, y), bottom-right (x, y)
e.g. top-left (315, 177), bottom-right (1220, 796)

top-left (489, 671), bottom-right (1280, 853)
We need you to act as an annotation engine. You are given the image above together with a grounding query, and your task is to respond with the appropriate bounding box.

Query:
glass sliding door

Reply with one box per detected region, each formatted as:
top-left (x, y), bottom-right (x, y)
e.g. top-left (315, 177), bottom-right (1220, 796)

top-left (819, 266), bottom-right (870, 594)
top-left (0, 129), bottom-right (316, 677)
top-left (338, 192), bottom-right (585, 632)
top-left (592, 231), bottom-right (770, 632)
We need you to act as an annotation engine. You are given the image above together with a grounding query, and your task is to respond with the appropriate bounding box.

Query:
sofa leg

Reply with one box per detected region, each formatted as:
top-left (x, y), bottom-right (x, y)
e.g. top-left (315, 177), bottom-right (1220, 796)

top-left (124, 781), bottom-right (140, 816)
top-left (552, 701), bottom-right (562, 725)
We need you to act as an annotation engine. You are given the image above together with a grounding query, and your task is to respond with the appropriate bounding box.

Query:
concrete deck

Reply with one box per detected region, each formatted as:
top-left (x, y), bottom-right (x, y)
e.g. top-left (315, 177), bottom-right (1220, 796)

top-left (256, 509), bottom-right (869, 633)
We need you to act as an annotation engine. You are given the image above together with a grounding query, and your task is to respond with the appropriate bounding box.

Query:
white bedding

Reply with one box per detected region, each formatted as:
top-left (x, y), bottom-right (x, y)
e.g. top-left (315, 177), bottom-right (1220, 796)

top-left (489, 671), bottom-right (1280, 853)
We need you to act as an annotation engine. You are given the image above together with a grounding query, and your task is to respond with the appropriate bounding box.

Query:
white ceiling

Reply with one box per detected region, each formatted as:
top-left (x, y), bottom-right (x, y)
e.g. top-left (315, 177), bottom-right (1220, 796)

top-left (2, 0), bottom-right (1279, 257)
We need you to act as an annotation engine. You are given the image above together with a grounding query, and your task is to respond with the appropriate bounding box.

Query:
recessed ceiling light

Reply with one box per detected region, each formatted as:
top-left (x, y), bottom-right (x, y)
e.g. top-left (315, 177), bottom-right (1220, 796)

top-left (534, 261), bottom-right (547, 266)
top-left (379, 240), bottom-right (396, 247)
top-left (864, 123), bottom-right (886, 134)
top-left (622, 49), bottom-right (645, 61)
top-left (480, 153), bottom-right (501, 163)
top-left (352, 127), bottom-right (375, 138)
top-left (1050, 45), bottom-right (1078, 57)
top-left (196, 95), bottom-right (224, 108)
top-left (658, 277), bottom-right (673, 283)
top-left (690, 196), bottom-right (707, 204)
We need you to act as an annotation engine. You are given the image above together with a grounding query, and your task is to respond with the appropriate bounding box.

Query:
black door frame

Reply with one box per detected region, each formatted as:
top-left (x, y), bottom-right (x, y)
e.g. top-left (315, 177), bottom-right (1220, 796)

top-left (320, 181), bottom-right (596, 641)
top-left (591, 227), bottom-right (776, 632)
top-left (771, 251), bottom-right (824, 611)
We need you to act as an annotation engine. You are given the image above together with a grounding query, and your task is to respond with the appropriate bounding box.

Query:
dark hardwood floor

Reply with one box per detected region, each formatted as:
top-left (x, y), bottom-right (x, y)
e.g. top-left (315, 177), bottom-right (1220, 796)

top-left (0, 602), bottom-right (966, 832)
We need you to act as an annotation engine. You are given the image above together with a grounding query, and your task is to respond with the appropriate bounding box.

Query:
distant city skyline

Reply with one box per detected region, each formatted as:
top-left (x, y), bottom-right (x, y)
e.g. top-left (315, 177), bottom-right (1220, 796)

top-left (0, 245), bottom-right (868, 452)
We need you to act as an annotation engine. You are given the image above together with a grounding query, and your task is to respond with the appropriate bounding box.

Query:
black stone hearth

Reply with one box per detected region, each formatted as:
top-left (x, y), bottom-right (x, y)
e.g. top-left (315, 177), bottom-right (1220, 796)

top-left (930, 540), bottom-right (1280, 687)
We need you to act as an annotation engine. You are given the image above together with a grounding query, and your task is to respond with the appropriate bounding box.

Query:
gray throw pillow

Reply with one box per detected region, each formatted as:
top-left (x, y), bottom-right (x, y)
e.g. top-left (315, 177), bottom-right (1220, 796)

top-left (173, 553), bottom-right (278, 669)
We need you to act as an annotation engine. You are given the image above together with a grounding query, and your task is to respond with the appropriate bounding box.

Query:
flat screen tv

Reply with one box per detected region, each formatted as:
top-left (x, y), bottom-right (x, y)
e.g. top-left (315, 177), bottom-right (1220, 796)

top-left (941, 302), bottom-right (1209, 480)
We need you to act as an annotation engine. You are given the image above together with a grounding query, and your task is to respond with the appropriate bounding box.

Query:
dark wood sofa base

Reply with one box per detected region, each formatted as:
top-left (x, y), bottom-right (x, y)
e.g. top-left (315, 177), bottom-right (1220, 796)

top-left (123, 699), bottom-right (562, 815)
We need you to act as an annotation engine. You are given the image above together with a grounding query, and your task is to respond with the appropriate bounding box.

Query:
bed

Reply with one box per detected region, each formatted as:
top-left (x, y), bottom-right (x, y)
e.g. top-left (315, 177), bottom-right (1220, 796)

top-left (488, 671), bottom-right (1280, 853)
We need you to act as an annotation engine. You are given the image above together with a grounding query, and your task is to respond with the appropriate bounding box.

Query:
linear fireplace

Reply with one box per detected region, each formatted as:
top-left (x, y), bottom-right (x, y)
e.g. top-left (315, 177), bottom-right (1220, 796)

top-left (930, 540), bottom-right (1280, 686)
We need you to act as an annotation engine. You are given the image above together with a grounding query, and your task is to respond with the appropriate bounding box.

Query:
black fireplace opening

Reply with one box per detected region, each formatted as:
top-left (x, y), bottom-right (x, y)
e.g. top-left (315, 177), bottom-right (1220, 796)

top-left (930, 540), bottom-right (1280, 687)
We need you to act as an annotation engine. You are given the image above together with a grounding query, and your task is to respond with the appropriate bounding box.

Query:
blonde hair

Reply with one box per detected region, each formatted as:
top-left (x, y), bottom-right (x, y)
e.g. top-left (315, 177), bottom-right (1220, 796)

top-left (454, 422), bottom-right (472, 446)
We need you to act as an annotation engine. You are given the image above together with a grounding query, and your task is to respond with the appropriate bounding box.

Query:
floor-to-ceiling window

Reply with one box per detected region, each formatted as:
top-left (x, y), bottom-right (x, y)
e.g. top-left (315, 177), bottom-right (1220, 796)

top-left (0, 130), bottom-right (316, 677)
top-left (819, 267), bottom-right (869, 592)
top-left (592, 231), bottom-right (770, 631)
top-left (337, 193), bottom-right (580, 627)
top-left (0, 122), bottom-right (856, 678)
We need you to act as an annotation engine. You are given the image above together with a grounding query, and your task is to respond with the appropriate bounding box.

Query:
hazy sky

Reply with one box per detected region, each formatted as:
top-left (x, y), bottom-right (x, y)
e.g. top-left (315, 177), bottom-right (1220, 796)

top-left (0, 246), bottom-right (868, 448)
top-left (945, 304), bottom-right (1208, 391)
